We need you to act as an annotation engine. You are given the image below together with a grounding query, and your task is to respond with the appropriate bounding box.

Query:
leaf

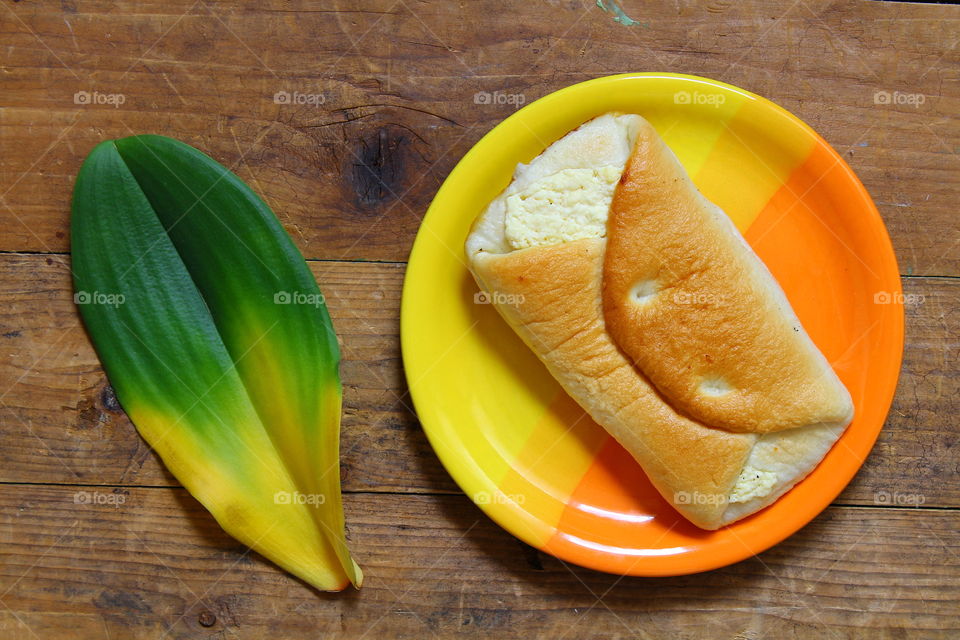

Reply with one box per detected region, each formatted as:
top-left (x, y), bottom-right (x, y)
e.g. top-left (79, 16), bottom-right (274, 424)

top-left (71, 136), bottom-right (361, 591)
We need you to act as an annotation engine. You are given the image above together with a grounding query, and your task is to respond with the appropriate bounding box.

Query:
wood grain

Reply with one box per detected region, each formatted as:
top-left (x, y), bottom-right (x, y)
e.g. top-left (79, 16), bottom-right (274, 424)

top-left (1, 0), bottom-right (957, 273)
top-left (1, 485), bottom-right (957, 640)
top-left (1, 0), bottom-right (958, 637)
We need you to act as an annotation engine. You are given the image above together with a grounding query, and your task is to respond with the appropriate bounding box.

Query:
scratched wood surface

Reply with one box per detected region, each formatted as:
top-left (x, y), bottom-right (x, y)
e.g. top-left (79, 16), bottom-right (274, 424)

top-left (1, 0), bottom-right (958, 638)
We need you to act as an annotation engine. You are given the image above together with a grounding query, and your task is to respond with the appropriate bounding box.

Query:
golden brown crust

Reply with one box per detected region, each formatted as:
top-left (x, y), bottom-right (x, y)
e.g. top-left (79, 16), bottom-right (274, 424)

top-left (602, 119), bottom-right (853, 434)
top-left (470, 239), bottom-right (756, 529)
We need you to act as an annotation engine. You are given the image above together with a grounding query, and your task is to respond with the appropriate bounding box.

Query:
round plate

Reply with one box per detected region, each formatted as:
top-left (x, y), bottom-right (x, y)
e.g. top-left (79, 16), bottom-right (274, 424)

top-left (400, 73), bottom-right (904, 576)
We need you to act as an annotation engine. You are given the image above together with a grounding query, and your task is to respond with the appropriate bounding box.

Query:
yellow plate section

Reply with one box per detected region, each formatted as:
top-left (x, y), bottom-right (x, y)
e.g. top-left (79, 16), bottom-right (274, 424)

top-left (694, 97), bottom-right (816, 231)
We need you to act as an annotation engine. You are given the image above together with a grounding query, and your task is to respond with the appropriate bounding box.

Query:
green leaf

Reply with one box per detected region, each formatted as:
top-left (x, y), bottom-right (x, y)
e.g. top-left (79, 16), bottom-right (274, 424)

top-left (71, 136), bottom-right (361, 591)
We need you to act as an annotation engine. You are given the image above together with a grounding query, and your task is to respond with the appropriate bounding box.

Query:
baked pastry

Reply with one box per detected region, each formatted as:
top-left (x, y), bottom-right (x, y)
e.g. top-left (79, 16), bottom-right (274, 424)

top-left (464, 113), bottom-right (854, 529)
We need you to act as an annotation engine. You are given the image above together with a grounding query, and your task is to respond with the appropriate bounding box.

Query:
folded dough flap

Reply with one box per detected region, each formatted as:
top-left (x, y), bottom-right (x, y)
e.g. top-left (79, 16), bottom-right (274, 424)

top-left (602, 118), bottom-right (854, 435)
top-left (464, 113), bottom-right (850, 529)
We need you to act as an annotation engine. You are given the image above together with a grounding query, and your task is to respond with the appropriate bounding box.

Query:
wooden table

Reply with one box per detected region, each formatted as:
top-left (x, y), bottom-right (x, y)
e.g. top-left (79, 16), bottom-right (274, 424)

top-left (2, 1), bottom-right (958, 637)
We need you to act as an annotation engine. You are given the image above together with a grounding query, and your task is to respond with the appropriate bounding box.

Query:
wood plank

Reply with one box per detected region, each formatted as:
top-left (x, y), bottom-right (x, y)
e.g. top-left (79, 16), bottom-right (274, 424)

top-left (0, 485), bottom-right (956, 639)
top-left (0, 252), bottom-right (451, 494)
top-left (0, 254), bottom-right (955, 508)
top-left (2, 0), bottom-right (957, 274)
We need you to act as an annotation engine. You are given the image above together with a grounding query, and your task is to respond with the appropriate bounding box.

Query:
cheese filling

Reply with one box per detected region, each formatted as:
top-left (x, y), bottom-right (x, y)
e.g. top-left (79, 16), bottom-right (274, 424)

top-left (504, 166), bottom-right (623, 250)
top-left (728, 466), bottom-right (779, 504)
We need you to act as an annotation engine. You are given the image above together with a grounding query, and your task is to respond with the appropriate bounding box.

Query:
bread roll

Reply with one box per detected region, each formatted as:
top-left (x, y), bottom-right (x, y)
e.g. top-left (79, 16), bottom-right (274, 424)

top-left (465, 113), bottom-right (853, 529)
